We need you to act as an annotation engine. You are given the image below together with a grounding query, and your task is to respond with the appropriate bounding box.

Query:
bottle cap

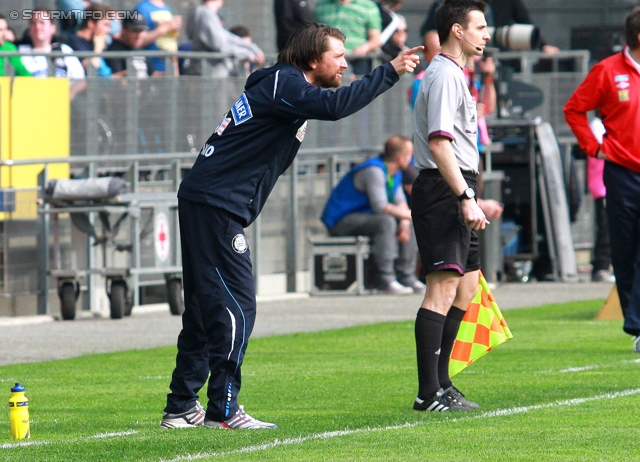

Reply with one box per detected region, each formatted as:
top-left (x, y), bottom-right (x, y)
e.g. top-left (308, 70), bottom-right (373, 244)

top-left (11, 383), bottom-right (25, 393)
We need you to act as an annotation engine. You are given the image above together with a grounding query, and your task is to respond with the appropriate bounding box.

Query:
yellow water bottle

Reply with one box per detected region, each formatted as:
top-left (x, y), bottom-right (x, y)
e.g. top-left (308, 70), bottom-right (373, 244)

top-left (9, 383), bottom-right (30, 439)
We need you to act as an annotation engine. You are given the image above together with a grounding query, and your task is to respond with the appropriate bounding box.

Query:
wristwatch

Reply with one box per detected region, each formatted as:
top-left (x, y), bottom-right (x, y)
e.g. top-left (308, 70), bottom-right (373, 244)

top-left (458, 187), bottom-right (475, 201)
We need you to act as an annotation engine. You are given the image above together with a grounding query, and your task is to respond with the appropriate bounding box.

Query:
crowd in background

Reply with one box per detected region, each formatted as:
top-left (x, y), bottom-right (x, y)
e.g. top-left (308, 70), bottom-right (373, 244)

top-left (0, 0), bottom-right (435, 82)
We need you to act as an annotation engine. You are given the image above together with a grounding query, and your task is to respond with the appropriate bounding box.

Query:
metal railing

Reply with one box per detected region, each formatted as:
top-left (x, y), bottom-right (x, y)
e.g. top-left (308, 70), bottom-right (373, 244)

top-left (0, 48), bottom-right (597, 312)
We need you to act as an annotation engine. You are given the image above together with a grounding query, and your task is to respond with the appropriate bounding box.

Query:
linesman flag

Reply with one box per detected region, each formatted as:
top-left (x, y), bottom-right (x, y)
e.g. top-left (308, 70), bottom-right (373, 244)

top-left (449, 271), bottom-right (513, 377)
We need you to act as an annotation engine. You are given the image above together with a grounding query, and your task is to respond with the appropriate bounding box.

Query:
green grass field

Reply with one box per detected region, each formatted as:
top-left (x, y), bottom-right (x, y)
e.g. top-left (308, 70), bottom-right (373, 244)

top-left (1, 299), bottom-right (639, 461)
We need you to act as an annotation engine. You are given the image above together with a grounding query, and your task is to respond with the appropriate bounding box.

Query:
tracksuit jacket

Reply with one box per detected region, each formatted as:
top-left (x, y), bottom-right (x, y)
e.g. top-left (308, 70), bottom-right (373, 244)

top-left (178, 61), bottom-right (400, 225)
top-left (564, 48), bottom-right (640, 173)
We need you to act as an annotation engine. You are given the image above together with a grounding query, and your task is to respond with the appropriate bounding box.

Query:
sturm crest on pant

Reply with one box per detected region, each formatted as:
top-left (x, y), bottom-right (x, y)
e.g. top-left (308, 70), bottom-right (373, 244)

top-left (232, 234), bottom-right (248, 254)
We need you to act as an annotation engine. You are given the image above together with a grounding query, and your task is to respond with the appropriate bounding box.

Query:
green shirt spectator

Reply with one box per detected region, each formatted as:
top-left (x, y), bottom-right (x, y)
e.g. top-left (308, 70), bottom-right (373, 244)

top-left (0, 14), bottom-right (31, 77)
top-left (314, 0), bottom-right (381, 54)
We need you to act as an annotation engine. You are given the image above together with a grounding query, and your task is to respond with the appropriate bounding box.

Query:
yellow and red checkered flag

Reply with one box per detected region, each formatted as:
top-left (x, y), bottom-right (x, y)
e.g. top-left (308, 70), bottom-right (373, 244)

top-left (449, 271), bottom-right (513, 377)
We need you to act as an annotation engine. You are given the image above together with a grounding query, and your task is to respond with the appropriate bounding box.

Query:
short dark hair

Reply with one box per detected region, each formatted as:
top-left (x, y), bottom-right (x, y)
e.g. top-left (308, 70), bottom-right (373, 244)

top-left (230, 24), bottom-right (250, 39)
top-left (382, 135), bottom-right (412, 162)
top-left (436, 0), bottom-right (486, 45)
top-left (0, 13), bottom-right (5, 21)
top-left (625, 7), bottom-right (640, 49)
top-left (277, 22), bottom-right (346, 72)
top-left (80, 3), bottom-right (113, 30)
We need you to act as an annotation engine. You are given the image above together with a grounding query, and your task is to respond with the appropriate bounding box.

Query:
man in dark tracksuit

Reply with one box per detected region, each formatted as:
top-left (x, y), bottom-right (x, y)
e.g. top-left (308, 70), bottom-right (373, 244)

top-left (160, 22), bottom-right (423, 430)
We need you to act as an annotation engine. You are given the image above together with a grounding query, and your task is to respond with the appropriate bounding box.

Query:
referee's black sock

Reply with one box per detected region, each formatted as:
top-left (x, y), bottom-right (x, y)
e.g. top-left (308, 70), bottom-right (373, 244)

top-left (438, 306), bottom-right (465, 390)
top-left (415, 308), bottom-right (446, 400)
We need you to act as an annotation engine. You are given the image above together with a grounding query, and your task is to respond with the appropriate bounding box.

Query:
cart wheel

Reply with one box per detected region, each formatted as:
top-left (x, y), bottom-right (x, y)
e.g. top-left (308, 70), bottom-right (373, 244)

top-left (59, 282), bottom-right (77, 321)
top-left (166, 278), bottom-right (184, 316)
top-left (109, 280), bottom-right (127, 319)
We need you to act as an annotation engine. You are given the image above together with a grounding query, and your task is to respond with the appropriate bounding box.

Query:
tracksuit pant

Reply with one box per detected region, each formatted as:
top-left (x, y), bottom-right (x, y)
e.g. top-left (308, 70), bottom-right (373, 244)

top-left (165, 199), bottom-right (256, 421)
top-left (604, 161), bottom-right (640, 337)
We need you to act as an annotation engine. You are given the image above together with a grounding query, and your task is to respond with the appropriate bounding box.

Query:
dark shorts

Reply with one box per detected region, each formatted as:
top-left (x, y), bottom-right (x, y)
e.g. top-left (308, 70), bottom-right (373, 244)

top-left (411, 169), bottom-right (480, 276)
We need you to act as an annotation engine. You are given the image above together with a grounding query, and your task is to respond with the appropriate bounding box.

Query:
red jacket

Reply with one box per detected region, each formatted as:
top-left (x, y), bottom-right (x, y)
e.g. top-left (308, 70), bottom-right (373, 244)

top-left (564, 49), bottom-right (640, 173)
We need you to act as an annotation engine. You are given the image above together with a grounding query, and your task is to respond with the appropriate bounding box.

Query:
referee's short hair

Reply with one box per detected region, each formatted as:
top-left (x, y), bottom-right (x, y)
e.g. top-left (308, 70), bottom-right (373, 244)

top-left (277, 22), bottom-right (346, 72)
top-left (436, 0), bottom-right (487, 46)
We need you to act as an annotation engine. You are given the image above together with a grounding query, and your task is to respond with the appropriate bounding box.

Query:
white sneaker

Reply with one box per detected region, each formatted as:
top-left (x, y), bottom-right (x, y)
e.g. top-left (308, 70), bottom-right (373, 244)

top-left (407, 280), bottom-right (426, 294)
top-left (379, 280), bottom-right (413, 295)
top-left (160, 401), bottom-right (205, 429)
top-left (592, 269), bottom-right (615, 283)
top-left (633, 336), bottom-right (640, 354)
top-left (204, 405), bottom-right (277, 429)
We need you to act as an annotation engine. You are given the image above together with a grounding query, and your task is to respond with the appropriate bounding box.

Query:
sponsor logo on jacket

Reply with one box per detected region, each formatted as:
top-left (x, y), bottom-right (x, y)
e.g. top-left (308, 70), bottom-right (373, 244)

top-left (231, 93), bottom-right (253, 125)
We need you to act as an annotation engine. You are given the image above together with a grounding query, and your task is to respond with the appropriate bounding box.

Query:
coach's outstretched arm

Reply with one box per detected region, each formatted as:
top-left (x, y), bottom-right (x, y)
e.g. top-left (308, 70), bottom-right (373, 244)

top-left (390, 46), bottom-right (424, 76)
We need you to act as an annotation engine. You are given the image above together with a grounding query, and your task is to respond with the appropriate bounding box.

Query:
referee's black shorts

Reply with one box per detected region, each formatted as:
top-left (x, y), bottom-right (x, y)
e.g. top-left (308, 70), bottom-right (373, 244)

top-left (411, 169), bottom-right (480, 276)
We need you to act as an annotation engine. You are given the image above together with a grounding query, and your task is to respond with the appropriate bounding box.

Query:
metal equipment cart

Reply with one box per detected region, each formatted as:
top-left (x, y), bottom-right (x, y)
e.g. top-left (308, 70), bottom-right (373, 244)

top-left (38, 175), bottom-right (185, 320)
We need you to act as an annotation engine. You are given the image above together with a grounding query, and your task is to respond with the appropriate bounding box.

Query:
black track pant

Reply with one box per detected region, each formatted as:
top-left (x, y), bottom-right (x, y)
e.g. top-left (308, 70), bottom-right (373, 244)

top-left (165, 199), bottom-right (256, 421)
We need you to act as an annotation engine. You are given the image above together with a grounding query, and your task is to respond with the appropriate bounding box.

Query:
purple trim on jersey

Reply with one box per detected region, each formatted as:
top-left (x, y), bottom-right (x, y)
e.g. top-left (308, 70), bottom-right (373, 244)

top-left (434, 263), bottom-right (464, 275)
top-left (428, 130), bottom-right (454, 141)
top-left (439, 53), bottom-right (463, 69)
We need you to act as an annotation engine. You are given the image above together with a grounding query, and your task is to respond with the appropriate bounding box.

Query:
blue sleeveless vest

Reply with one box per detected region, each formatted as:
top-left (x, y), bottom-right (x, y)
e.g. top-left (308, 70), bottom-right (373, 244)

top-left (321, 156), bottom-right (402, 230)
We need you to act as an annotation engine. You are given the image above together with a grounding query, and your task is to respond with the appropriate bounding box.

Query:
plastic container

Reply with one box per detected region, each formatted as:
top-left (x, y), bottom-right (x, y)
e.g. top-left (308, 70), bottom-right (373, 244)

top-left (9, 383), bottom-right (30, 439)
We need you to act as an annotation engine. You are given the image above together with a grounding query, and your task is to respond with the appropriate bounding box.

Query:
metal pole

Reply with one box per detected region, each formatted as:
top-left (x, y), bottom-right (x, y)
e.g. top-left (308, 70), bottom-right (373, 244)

top-left (286, 158), bottom-right (299, 292)
top-left (37, 167), bottom-right (50, 315)
top-left (125, 57), bottom-right (139, 154)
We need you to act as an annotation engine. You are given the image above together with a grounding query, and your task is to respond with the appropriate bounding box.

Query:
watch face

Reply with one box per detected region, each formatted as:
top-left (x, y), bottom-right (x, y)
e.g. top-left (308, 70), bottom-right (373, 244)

top-left (459, 188), bottom-right (475, 200)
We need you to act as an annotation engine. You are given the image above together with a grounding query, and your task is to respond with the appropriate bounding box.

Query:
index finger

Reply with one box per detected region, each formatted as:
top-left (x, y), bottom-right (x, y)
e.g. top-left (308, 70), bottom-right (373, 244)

top-left (404, 46), bottom-right (424, 55)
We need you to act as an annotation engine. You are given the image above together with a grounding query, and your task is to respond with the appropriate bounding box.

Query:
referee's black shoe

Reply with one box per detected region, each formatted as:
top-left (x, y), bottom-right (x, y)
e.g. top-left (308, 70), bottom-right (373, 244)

top-left (444, 386), bottom-right (480, 409)
top-left (413, 388), bottom-right (476, 412)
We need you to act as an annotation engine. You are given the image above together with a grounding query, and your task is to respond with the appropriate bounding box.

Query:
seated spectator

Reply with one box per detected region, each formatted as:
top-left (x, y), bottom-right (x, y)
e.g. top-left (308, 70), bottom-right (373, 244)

top-left (315, 0), bottom-right (382, 77)
top-left (105, 15), bottom-right (152, 78)
top-left (184, 0), bottom-right (264, 77)
top-left (0, 13), bottom-right (31, 76)
top-left (18, 9), bottom-right (85, 99)
top-left (229, 24), bottom-right (258, 77)
top-left (274, 0), bottom-right (315, 52)
top-left (321, 135), bottom-right (426, 295)
top-left (65, 2), bottom-right (113, 77)
top-left (56, 0), bottom-right (87, 41)
top-left (378, 0), bottom-right (403, 48)
top-left (135, 0), bottom-right (182, 75)
top-left (4, 25), bottom-right (17, 44)
top-left (380, 13), bottom-right (423, 77)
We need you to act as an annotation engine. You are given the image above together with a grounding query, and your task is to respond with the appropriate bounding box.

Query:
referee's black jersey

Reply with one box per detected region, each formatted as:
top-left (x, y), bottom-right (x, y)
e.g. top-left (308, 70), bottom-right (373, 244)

top-left (178, 62), bottom-right (400, 227)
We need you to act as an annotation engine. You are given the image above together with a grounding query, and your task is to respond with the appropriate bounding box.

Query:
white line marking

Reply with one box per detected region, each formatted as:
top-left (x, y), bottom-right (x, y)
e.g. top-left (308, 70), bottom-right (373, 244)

top-left (1, 440), bottom-right (51, 449)
top-left (161, 388), bottom-right (640, 461)
top-left (89, 430), bottom-right (138, 439)
top-left (0, 430), bottom-right (138, 450)
top-left (559, 365), bottom-right (600, 373)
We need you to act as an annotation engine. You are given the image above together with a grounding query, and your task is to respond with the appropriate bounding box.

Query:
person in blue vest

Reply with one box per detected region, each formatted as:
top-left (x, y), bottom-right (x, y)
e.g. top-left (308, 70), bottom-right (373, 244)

top-left (321, 135), bottom-right (426, 295)
top-left (160, 23), bottom-right (423, 430)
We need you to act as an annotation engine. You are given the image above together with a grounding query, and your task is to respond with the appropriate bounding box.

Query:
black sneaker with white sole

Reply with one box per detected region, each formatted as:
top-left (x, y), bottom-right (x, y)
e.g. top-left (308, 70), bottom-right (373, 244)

top-left (413, 388), bottom-right (476, 412)
top-left (444, 386), bottom-right (480, 409)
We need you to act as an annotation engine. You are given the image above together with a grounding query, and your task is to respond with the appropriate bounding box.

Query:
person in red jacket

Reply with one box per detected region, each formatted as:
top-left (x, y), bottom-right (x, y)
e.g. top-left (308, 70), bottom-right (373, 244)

top-left (564, 6), bottom-right (640, 353)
